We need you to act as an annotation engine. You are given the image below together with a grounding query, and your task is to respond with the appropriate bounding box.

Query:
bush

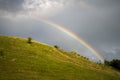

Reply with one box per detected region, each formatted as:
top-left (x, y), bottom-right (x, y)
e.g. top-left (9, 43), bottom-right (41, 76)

top-left (54, 45), bottom-right (59, 49)
top-left (70, 51), bottom-right (77, 55)
top-left (27, 37), bottom-right (32, 44)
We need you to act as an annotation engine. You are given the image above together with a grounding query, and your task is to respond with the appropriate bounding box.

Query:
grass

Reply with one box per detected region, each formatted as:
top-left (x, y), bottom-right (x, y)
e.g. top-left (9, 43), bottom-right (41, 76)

top-left (0, 35), bottom-right (120, 80)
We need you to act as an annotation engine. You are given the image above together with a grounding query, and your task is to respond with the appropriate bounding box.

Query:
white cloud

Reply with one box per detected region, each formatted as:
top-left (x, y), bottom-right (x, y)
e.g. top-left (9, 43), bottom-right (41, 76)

top-left (0, 0), bottom-right (91, 19)
top-left (22, 0), bottom-right (66, 18)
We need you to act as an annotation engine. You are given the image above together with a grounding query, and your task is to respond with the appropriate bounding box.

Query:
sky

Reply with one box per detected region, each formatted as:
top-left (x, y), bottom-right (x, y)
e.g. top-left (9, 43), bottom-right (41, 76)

top-left (0, 0), bottom-right (120, 62)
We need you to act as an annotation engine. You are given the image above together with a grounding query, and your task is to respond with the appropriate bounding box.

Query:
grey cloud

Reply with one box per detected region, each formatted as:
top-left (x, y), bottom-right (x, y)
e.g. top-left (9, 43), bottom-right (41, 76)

top-left (0, 0), bottom-right (82, 16)
top-left (0, 0), bottom-right (120, 61)
top-left (84, 0), bottom-right (120, 8)
top-left (101, 46), bottom-right (120, 60)
top-left (0, 0), bottom-right (25, 12)
top-left (50, 0), bottom-right (120, 60)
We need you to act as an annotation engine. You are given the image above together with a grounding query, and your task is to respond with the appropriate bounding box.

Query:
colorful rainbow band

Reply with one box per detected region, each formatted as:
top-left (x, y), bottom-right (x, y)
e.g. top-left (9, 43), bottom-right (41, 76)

top-left (36, 18), bottom-right (104, 63)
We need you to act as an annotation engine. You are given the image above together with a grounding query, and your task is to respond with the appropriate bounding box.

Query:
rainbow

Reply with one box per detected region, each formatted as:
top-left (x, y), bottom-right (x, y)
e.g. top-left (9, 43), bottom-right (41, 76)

top-left (38, 18), bottom-right (104, 63)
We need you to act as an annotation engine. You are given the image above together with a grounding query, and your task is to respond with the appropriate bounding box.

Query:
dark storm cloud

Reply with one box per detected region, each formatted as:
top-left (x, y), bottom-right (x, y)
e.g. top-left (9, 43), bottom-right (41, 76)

top-left (50, 0), bottom-right (120, 60)
top-left (82, 0), bottom-right (120, 45)
top-left (0, 0), bottom-right (25, 12)
top-left (83, 0), bottom-right (120, 59)
top-left (0, 0), bottom-right (120, 61)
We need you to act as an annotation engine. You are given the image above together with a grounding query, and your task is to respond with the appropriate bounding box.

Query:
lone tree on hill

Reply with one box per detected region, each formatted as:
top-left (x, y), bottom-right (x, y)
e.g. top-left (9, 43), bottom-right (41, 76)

top-left (27, 37), bottom-right (32, 44)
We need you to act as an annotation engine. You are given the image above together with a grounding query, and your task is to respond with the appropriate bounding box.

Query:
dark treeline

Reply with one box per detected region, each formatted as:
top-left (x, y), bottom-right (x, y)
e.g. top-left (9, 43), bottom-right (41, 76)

top-left (105, 59), bottom-right (120, 70)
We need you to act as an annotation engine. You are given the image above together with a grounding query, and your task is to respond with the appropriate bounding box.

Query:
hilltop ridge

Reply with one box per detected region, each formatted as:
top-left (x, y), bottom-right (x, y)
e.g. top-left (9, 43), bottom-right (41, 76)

top-left (0, 35), bottom-right (120, 80)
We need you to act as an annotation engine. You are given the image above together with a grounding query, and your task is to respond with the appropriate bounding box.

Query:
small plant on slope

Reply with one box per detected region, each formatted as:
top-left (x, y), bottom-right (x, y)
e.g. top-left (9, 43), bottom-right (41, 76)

top-left (27, 37), bottom-right (32, 44)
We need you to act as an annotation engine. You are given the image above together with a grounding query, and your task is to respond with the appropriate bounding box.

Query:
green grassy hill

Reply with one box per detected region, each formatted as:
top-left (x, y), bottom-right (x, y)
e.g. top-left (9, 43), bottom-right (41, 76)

top-left (0, 35), bottom-right (120, 80)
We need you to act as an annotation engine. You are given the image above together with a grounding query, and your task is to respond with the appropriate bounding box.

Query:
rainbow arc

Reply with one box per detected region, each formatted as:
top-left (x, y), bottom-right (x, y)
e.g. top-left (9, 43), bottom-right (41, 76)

top-left (35, 18), bottom-right (104, 63)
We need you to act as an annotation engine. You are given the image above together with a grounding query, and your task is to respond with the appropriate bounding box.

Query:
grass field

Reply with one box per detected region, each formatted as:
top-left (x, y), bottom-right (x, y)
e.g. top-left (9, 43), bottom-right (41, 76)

top-left (0, 35), bottom-right (120, 80)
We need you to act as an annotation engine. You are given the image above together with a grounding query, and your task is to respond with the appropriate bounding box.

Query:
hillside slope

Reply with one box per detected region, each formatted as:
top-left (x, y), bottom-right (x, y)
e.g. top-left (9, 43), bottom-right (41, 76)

top-left (0, 35), bottom-right (120, 80)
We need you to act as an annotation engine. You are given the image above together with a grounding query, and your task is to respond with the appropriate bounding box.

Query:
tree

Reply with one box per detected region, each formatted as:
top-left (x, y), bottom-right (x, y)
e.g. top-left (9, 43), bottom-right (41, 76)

top-left (104, 60), bottom-right (110, 66)
top-left (27, 37), bottom-right (32, 44)
top-left (110, 59), bottom-right (120, 70)
top-left (104, 59), bottom-right (120, 70)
